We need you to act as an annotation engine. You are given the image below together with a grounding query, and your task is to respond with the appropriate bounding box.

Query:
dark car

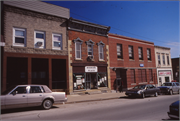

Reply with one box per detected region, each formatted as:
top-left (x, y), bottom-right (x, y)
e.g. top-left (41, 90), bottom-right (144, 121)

top-left (167, 100), bottom-right (179, 119)
top-left (125, 84), bottom-right (160, 98)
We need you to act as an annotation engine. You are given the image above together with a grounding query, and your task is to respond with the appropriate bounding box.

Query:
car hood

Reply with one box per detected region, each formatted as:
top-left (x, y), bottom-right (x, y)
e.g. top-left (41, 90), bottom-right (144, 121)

top-left (158, 86), bottom-right (171, 88)
top-left (171, 100), bottom-right (179, 107)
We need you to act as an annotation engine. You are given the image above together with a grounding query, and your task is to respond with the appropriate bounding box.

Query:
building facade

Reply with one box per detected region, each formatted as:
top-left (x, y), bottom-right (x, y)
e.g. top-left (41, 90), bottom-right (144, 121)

top-left (171, 57), bottom-right (179, 82)
top-left (154, 46), bottom-right (173, 86)
top-left (68, 18), bottom-right (111, 94)
top-left (109, 33), bottom-right (157, 91)
top-left (1, 1), bottom-right (70, 93)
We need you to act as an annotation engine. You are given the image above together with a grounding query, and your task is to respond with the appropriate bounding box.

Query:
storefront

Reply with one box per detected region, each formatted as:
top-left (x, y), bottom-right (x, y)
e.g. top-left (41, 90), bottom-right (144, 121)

top-left (72, 64), bottom-right (108, 90)
top-left (157, 70), bottom-right (173, 86)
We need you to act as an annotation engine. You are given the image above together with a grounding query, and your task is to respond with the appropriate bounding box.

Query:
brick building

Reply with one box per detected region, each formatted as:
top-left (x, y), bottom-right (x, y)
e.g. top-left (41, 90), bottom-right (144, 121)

top-left (1, 1), bottom-right (70, 92)
top-left (108, 33), bottom-right (157, 91)
top-left (171, 57), bottom-right (179, 82)
top-left (68, 18), bottom-right (111, 94)
top-left (154, 46), bottom-right (173, 86)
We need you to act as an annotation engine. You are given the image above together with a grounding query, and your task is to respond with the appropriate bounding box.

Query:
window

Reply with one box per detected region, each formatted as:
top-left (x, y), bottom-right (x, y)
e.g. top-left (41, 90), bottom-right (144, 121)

top-left (13, 27), bottom-right (26, 47)
top-left (147, 48), bottom-right (151, 60)
top-left (138, 69), bottom-right (147, 82)
top-left (162, 54), bottom-right (165, 65)
top-left (167, 55), bottom-right (170, 65)
top-left (128, 46), bottom-right (134, 59)
top-left (149, 69), bottom-right (153, 82)
top-left (86, 39), bottom-right (94, 57)
top-left (30, 86), bottom-right (42, 93)
top-left (74, 37), bottom-right (83, 59)
top-left (97, 41), bottom-right (105, 60)
top-left (52, 33), bottom-right (62, 50)
top-left (130, 69), bottom-right (136, 83)
top-left (117, 44), bottom-right (123, 59)
top-left (158, 54), bottom-right (161, 65)
top-left (11, 86), bottom-right (27, 94)
top-left (138, 47), bottom-right (143, 60)
top-left (34, 31), bottom-right (45, 49)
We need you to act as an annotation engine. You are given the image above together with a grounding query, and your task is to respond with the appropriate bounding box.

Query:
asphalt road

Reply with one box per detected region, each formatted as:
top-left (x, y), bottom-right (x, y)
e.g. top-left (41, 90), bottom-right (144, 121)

top-left (1, 94), bottom-right (179, 120)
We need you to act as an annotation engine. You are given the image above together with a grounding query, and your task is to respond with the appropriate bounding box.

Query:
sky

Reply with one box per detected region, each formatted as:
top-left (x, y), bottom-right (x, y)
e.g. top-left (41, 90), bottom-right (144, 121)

top-left (44, 1), bottom-right (179, 58)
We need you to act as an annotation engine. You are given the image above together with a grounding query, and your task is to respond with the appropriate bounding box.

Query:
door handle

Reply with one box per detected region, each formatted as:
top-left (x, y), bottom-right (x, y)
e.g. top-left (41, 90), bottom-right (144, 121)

top-left (39, 95), bottom-right (42, 96)
top-left (22, 95), bottom-right (26, 97)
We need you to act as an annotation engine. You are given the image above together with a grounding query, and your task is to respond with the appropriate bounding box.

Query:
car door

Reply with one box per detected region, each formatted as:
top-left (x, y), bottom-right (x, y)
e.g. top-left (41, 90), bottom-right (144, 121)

top-left (144, 85), bottom-right (151, 96)
top-left (148, 85), bottom-right (155, 95)
top-left (5, 86), bottom-right (28, 109)
top-left (28, 86), bottom-right (44, 106)
top-left (172, 83), bottom-right (177, 93)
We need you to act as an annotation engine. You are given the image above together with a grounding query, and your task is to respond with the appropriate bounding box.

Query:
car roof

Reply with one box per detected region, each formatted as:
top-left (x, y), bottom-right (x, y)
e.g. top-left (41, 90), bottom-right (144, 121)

top-left (16, 84), bottom-right (47, 86)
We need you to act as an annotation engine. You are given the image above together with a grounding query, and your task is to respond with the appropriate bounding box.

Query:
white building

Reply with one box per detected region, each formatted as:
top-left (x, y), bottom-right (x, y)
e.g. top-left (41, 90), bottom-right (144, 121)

top-left (154, 46), bottom-right (173, 86)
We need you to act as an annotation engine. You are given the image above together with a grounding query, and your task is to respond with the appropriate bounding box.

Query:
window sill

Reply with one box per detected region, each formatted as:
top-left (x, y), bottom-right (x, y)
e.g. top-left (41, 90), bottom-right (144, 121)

top-left (117, 59), bottom-right (124, 61)
top-left (150, 81), bottom-right (154, 83)
top-left (139, 60), bottom-right (144, 62)
top-left (138, 82), bottom-right (147, 84)
top-left (52, 48), bottom-right (62, 50)
top-left (12, 44), bottom-right (25, 47)
top-left (131, 83), bottom-right (136, 85)
top-left (129, 59), bottom-right (135, 61)
top-left (75, 58), bottom-right (83, 61)
top-left (99, 60), bottom-right (105, 62)
top-left (148, 60), bottom-right (152, 62)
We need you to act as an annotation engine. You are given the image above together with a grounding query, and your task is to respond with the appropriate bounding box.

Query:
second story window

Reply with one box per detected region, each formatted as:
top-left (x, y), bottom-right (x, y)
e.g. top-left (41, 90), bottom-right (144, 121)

top-left (52, 33), bottom-right (62, 50)
top-left (147, 48), bottom-right (151, 61)
top-left (158, 54), bottom-right (161, 65)
top-left (117, 44), bottom-right (123, 59)
top-left (86, 39), bottom-right (95, 58)
top-left (34, 31), bottom-right (45, 49)
top-left (74, 37), bottom-right (83, 60)
top-left (138, 47), bottom-right (143, 60)
top-left (13, 27), bottom-right (26, 47)
top-left (162, 54), bottom-right (165, 65)
top-left (97, 41), bottom-right (105, 60)
top-left (128, 46), bottom-right (134, 59)
top-left (167, 55), bottom-right (170, 65)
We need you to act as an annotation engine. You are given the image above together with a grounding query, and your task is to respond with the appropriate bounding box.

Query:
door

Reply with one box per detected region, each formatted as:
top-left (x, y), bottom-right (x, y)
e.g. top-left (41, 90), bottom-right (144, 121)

top-left (86, 73), bottom-right (91, 89)
top-left (28, 86), bottom-right (44, 106)
top-left (5, 86), bottom-right (28, 109)
top-left (165, 77), bottom-right (170, 82)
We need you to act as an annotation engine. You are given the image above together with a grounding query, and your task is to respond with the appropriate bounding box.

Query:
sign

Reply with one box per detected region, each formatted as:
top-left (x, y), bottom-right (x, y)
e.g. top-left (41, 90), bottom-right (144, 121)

top-left (159, 71), bottom-right (171, 76)
top-left (85, 66), bottom-right (98, 72)
top-left (140, 64), bottom-right (144, 67)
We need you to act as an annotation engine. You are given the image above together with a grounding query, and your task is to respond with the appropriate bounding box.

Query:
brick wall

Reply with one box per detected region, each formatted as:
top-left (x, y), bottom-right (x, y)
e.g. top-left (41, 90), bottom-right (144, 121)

top-left (3, 5), bottom-right (68, 55)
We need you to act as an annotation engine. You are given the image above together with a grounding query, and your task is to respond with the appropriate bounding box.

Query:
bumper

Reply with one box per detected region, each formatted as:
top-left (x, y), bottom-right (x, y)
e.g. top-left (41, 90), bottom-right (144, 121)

top-left (167, 112), bottom-right (179, 119)
top-left (125, 93), bottom-right (142, 97)
top-left (54, 98), bottom-right (68, 104)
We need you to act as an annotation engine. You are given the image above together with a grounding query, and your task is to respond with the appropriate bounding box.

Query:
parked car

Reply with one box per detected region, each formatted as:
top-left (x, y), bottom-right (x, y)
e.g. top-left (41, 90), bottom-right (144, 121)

top-left (1, 85), bottom-right (67, 110)
top-left (125, 84), bottom-right (160, 98)
top-left (158, 82), bottom-right (180, 95)
top-left (167, 100), bottom-right (179, 119)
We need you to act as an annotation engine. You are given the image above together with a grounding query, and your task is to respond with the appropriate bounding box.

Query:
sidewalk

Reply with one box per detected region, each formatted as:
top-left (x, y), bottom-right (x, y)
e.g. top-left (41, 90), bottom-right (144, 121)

top-left (65, 92), bottom-right (126, 104)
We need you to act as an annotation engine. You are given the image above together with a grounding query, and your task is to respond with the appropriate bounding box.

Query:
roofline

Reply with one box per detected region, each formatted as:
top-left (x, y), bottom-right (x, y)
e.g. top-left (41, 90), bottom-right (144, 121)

top-left (154, 45), bottom-right (170, 50)
top-left (109, 33), bottom-right (154, 45)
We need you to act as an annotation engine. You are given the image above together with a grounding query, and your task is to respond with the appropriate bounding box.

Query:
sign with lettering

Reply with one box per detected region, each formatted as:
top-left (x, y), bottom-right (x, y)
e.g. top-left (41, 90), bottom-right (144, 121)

top-left (140, 64), bottom-right (144, 67)
top-left (85, 66), bottom-right (98, 72)
top-left (159, 71), bottom-right (171, 76)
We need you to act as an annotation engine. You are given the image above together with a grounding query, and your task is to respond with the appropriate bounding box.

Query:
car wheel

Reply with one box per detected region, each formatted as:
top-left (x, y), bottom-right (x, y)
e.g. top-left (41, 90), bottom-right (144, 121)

top-left (154, 92), bottom-right (158, 97)
top-left (141, 93), bottom-right (145, 98)
top-left (169, 90), bottom-right (173, 95)
top-left (42, 99), bottom-right (53, 110)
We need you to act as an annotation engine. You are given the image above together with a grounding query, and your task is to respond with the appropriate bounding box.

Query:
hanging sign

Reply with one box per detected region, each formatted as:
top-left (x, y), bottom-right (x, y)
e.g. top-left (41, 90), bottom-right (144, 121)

top-left (85, 66), bottom-right (98, 72)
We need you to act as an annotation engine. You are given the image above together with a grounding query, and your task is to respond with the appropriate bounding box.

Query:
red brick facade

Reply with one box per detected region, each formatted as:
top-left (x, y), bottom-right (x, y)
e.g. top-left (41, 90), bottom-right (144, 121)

top-left (109, 33), bottom-right (157, 90)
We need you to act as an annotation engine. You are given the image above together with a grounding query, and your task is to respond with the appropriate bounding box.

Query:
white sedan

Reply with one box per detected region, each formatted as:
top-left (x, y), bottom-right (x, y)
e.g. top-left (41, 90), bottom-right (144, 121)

top-left (1, 85), bottom-right (67, 110)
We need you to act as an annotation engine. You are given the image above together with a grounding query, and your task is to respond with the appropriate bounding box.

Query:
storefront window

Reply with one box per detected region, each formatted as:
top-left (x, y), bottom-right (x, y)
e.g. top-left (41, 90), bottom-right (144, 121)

top-left (73, 73), bottom-right (86, 90)
top-left (97, 73), bottom-right (108, 87)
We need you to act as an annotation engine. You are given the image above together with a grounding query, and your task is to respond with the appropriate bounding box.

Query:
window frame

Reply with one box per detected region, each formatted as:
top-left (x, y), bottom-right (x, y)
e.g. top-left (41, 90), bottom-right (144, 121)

top-left (74, 37), bottom-right (83, 60)
top-left (34, 30), bottom-right (45, 49)
top-left (157, 54), bottom-right (161, 65)
top-left (138, 47), bottom-right (143, 60)
top-left (147, 48), bottom-right (151, 61)
top-left (97, 41), bottom-right (105, 61)
top-left (52, 33), bottom-right (62, 50)
top-left (13, 27), bottom-right (26, 47)
top-left (117, 44), bottom-right (123, 59)
top-left (128, 45), bottom-right (134, 59)
top-left (86, 39), bottom-right (95, 57)
top-left (167, 55), bottom-right (170, 65)
top-left (162, 54), bottom-right (165, 65)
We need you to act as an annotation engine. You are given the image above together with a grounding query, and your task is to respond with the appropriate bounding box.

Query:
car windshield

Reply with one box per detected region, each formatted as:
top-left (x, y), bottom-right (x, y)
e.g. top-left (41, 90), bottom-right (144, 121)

top-left (1, 85), bottom-right (17, 95)
top-left (175, 83), bottom-right (179, 86)
top-left (133, 85), bottom-right (146, 90)
top-left (162, 83), bottom-right (172, 86)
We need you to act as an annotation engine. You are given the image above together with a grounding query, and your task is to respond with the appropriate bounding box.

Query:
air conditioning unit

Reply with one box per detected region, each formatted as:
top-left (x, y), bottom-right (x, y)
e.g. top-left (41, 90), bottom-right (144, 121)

top-left (37, 42), bottom-right (43, 46)
top-left (87, 56), bottom-right (94, 61)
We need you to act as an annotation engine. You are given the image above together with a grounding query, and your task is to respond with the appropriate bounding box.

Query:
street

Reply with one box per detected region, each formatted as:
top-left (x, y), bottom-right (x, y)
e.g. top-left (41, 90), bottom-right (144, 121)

top-left (1, 94), bottom-right (179, 120)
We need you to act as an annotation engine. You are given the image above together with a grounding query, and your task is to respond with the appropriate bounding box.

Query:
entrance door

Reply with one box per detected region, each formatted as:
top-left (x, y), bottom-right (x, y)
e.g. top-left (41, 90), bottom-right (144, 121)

top-left (85, 73), bottom-right (97, 89)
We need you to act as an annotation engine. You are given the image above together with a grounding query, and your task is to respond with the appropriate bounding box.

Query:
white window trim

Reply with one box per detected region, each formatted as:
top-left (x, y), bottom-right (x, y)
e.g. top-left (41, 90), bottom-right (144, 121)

top-left (98, 45), bottom-right (104, 60)
top-left (13, 27), bottom-right (26, 47)
top-left (75, 42), bottom-right (82, 59)
top-left (87, 44), bottom-right (93, 56)
top-left (34, 31), bottom-right (45, 49)
top-left (52, 33), bottom-right (62, 50)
